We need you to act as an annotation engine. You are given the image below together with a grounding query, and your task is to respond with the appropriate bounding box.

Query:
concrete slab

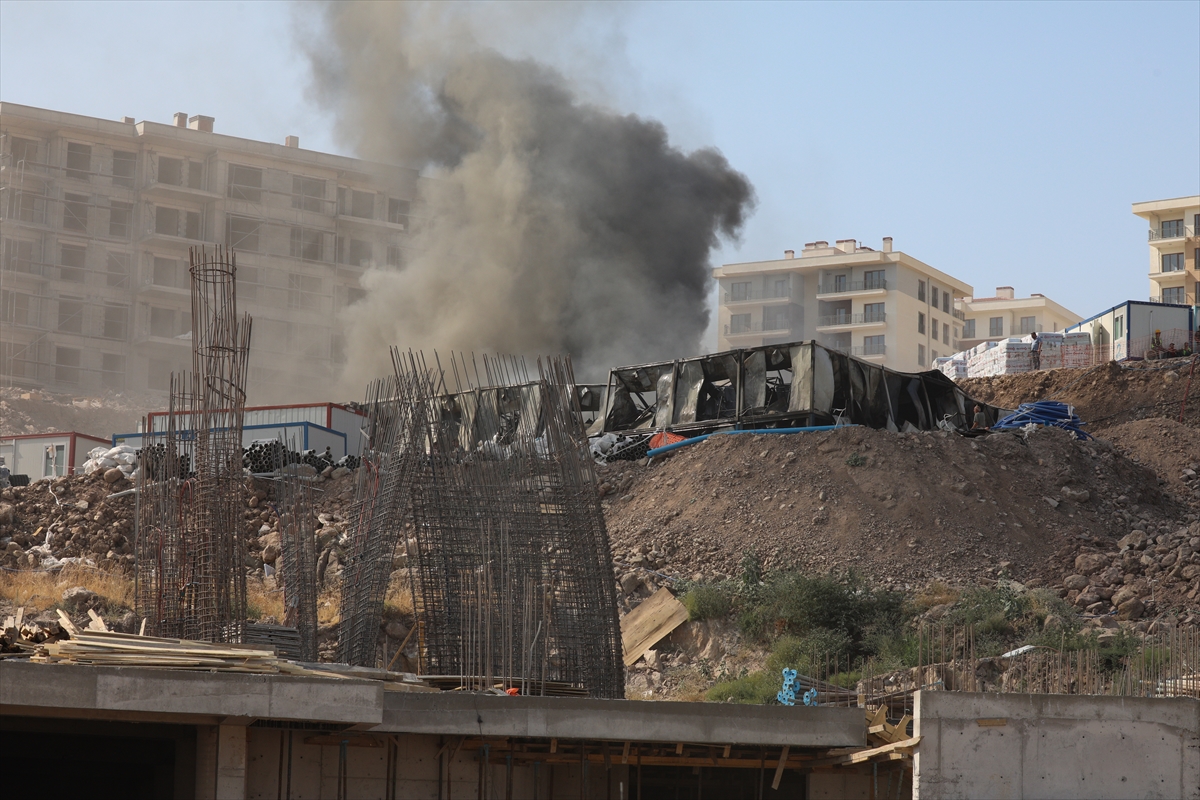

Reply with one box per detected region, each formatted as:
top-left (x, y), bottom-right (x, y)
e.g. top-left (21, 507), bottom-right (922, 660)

top-left (0, 662), bottom-right (382, 726)
top-left (379, 692), bottom-right (866, 748)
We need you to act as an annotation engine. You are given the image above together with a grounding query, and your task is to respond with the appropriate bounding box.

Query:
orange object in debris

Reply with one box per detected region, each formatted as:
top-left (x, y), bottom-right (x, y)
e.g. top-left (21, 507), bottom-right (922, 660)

top-left (648, 431), bottom-right (687, 449)
top-left (505, 687), bottom-right (520, 696)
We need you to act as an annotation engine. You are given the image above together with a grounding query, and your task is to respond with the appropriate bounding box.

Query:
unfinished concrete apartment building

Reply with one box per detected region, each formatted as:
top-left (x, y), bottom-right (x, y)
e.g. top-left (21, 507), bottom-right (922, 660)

top-left (0, 102), bottom-right (418, 400)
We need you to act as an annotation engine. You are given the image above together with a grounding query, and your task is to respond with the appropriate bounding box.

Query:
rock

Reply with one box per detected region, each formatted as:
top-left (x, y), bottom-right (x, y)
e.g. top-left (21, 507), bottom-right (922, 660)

top-left (1088, 615), bottom-right (1119, 629)
top-left (331, 466), bottom-right (351, 480)
top-left (262, 544), bottom-right (280, 564)
top-left (1181, 565), bottom-right (1200, 581)
top-left (1043, 496), bottom-right (1059, 509)
top-left (0, 503), bottom-right (16, 525)
top-left (1060, 486), bottom-right (1090, 503)
top-left (619, 572), bottom-right (641, 595)
top-left (1043, 614), bottom-right (1064, 632)
top-left (384, 621), bottom-right (408, 640)
top-left (1117, 598), bottom-right (1145, 621)
top-left (1119, 530), bottom-right (1148, 551)
top-left (1074, 553), bottom-right (1108, 576)
top-left (103, 468), bottom-right (124, 484)
top-left (644, 649), bottom-right (662, 671)
top-left (1074, 592), bottom-right (1100, 608)
top-left (61, 586), bottom-right (96, 608)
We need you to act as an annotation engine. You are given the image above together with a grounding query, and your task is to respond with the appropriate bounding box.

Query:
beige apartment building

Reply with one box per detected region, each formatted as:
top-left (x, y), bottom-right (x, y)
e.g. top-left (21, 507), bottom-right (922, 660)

top-left (0, 102), bottom-right (419, 400)
top-left (1132, 194), bottom-right (1199, 306)
top-left (955, 287), bottom-right (1082, 350)
top-left (713, 237), bottom-right (971, 372)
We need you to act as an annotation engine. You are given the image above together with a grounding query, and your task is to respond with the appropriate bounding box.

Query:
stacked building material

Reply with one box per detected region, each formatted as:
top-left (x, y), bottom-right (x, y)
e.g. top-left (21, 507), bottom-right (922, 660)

top-left (1061, 331), bottom-right (1094, 368)
top-left (933, 357), bottom-right (968, 381)
top-left (967, 339), bottom-right (1032, 377)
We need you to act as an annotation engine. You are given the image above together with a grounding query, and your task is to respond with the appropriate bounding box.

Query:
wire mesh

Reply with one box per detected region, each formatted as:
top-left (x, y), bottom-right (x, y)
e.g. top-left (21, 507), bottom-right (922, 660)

top-left (270, 437), bottom-right (319, 662)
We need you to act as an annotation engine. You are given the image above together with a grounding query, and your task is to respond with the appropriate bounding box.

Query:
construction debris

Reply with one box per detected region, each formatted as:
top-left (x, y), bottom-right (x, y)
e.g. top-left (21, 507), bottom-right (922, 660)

top-left (620, 587), bottom-right (688, 667)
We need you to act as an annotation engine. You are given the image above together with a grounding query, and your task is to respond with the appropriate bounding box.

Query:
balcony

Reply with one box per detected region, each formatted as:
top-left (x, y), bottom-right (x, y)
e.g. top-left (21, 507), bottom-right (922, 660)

top-left (816, 278), bottom-right (887, 297)
top-left (724, 320), bottom-right (795, 336)
top-left (850, 344), bottom-right (887, 357)
top-left (816, 311), bottom-right (886, 330)
top-left (1148, 225), bottom-right (1195, 242)
top-left (951, 307), bottom-right (966, 321)
top-left (723, 287), bottom-right (791, 305)
top-left (1150, 295), bottom-right (1189, 305)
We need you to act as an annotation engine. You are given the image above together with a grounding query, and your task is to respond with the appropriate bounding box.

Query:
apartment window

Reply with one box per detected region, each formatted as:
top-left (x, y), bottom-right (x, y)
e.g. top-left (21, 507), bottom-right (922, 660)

top-left (729, 313), bottom-right (751, 334)
top-left (55, 348), bottom-right (81, 386)
top-left (954, 325), bottom-right (960, 340)
top-left (111, 150), bottom-right (136, 188)
top-left (101, 353), bottom-right (125, 390)
top-left (386, 245), bottom-right (403, 267)
top-left (764, 306), bottom-right (789, 331)
top-left (832, 274), bottom-right (848, 293)
top-left (58, 297), bottom-right (84, 334)
top-left (773, 279), bottom-right (789, 298)
top-left (227, 165), bottom-right (263, 202)
top-left (287, 274), bottom-right (322, 310)
top-left (931, 319), bottom-right (939, 340)
top-left (917, 312), bottom-right (925, 334)
top-left (153, 257), bottom-right (188, 290)
top-left (11, 191), bottom-right (45, 224)
top-left (187, 161), bottom-right (204, 190)
top-left (158, 157), bottom-right (184, 186)
top-left (864, 269), bottom-right (885, 290)
top-left (340, 237), bottom-right (372, 267)
top-left (1162, 252), bottom-right (1184, 273)
top-left (1, 290), bottom-right (34, 326)
top-left (226, 216), bottom-right (260, 251)
top-left (105, 252), bottom-right (129, 288)
top-left (66, 143), bottom-right (91, 180)
top-left (917, 280), bottom-right (926, 302)
top-left (863, 335), bottom-right (885, 355)
top-left (292, 176), bottom-right (326, 212)
top-left (917, 344), bottom-right (926, 367)
top-left (290, 226), bottom-right (323, 261)
top-left (1161, 219), bottom-right (1184, 238)
top-left (1163, 287), bottom-right (1185, 305)
top-left (102, 304), bottom-right (128, 340)
top-left (155, 206), bottom-right (179, 236)
top-left (339, 188), bottom-right (375, 219)
top-left (388, 198), bottom-right (410, 226)
top-left (63, 193), bottom-right (89, 232)
top-left (730, 282), bottom-right (751, 301)
top-left (942, 292), bottom-right (950, 314)
top-left (3, 239), bottom-right (35, 273)
top-left (60, 245), bottom-right (86, 283)
top-left (943, 325), bottom-right (950, 345)
top-left (1019, 316), bottom-right (1037, 335)
top-left (1114, 315), bottom-right (1123, 340)
top-left (989, 317), bottom-right (1004, 337)
top-left (149, 306), bottom-right (189, 338)
top-left (10, 137), bottom-right (38, 166)
top-left (337, 286), bottom-right (366, 309)
top-left (931, 286), bottom-right (940, 308)
top-left (109, 201), bottom-right (133, 238)
top-left (932, 350), bottom-right (939, 361)
top-left (863, 302), bottom-right (885, 323)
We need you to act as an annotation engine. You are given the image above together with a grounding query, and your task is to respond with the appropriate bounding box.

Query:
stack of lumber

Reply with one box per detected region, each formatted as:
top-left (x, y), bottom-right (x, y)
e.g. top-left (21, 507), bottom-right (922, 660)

top-left (417, 675), bottom-right (590, 697)
top-left (31, 629), bottom-right (299, 674)
top-left (2, 607), bottom-right (66, 655)
top-left (243, 622), bottom-right (302, 660)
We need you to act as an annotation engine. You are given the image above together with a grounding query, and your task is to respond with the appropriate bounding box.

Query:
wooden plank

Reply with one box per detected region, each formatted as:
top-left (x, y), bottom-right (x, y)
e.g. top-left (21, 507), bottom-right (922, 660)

top-left (56, 609), bottom-right (80, 636)
top-left (621, 741), bottom-right (630, 765)
top-left (86, 609), bottom-right (109, 632)
top-left (138, 618), bottom-right (146, 637)
top-left (14, 607), bottom-right (23, 629)
top-left (805, 737), bottom-right (920, 768)
top-left (771, 745), bottom-right (790, 790)
top-left (620, 588), bottom-right (689, 667)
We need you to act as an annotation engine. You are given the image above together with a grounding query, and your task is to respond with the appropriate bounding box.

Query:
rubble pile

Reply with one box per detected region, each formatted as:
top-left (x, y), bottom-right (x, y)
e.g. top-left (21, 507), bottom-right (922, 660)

top-left (0, 386), bottom-right (154, 439)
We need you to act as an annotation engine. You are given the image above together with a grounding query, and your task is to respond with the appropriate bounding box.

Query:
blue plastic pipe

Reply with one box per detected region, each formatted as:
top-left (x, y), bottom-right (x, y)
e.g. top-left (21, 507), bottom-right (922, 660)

top-left (645, 424), bottom-right (858, 458)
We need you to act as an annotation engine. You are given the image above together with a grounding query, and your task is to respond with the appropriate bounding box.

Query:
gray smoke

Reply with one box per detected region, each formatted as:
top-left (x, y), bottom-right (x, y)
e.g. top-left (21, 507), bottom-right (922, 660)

top-left (302, 2), bottom-right (755, 383)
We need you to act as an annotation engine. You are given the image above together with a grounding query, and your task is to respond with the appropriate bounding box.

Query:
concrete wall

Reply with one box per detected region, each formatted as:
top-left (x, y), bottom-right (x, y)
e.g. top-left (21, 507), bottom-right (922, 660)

top-left (913, 690), bottom-right (1200, 800)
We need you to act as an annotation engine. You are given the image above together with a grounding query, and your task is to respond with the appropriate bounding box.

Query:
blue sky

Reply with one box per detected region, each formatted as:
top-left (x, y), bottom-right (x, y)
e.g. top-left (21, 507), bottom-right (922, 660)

top-left (2, 1), bottom-right (1198, 343)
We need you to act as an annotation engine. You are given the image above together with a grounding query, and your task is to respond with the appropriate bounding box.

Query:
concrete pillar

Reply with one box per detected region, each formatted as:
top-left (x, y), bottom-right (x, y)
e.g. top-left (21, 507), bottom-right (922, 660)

top-left (216, 725), bottom-right (249, 800)
top-left (195, 725), bottom-right (248, 800)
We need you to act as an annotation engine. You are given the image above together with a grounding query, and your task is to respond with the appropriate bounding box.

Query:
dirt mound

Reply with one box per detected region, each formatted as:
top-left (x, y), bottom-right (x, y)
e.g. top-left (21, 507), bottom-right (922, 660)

top-left (959, 357), bottom-right (1199, 433)
top-left (1103, 417), bottom-right (1200, 500)
top-left (599, 425), bottom-right (1186, 592)
top-left (0, 387), bottom-right (155, 439)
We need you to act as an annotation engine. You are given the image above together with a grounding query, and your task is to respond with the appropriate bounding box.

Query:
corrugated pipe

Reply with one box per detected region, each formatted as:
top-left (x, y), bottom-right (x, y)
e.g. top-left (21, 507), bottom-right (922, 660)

top-left (645, 425), bottom-right (858, 458)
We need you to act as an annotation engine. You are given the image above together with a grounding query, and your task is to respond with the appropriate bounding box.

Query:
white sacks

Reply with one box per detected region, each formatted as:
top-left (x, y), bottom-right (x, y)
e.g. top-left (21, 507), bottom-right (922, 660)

top-left (968, 339), bottom-right (1032, 377)
top-left (82, 443), bottom-right (138, 478)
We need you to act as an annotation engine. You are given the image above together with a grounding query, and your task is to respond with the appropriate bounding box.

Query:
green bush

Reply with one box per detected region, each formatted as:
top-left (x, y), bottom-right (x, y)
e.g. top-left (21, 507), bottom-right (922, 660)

top-left (766, 630), bottom-right (854, 675)
top-left (845, 453), bottom-right (866, 467)
top-left (706, 670), bottom-right (780, 704)
top-left (682, 582), bottom-right (734, 621)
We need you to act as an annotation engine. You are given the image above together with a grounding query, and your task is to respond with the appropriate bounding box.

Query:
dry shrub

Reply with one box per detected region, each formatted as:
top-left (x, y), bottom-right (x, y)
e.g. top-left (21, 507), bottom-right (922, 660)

top-left (383, 570), bottom-right (414, 618)
top-left (911, 581), bottom-right (960, 613)
top-left (246, 577), bottom-right (285, 621)
top-left (0, 565), bottom-right (134, 614)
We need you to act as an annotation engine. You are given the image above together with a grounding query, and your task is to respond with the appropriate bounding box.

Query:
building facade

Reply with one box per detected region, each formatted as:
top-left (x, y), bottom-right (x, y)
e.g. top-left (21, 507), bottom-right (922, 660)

top-left (1132, 194), bottom-right (1200, 306)
top-left (713, 237), bottom-right (972, 372)
top-left (954, 287), bottom-right (1082, 350)
top-left (0, 102), bottom-right (420, 400)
